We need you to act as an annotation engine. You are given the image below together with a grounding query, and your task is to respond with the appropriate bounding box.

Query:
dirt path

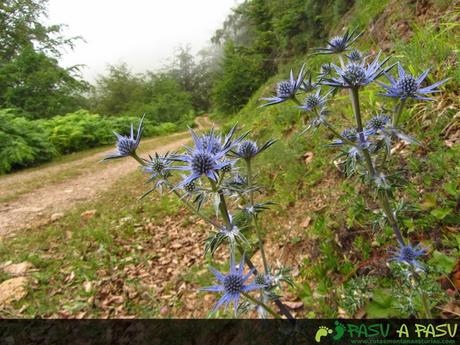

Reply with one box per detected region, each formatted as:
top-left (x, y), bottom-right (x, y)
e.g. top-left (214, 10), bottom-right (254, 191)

top-left (0, 117), bottom-right (212, 236)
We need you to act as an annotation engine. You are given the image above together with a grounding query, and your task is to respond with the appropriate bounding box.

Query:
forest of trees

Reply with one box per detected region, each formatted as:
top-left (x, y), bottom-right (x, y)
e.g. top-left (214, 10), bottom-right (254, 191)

top-left (0, 0), bottom-right (355, 173)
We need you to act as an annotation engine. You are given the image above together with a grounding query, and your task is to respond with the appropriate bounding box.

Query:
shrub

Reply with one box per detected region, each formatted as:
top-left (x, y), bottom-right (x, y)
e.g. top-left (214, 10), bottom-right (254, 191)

top-left (0, 109), bottom-right (56, 173)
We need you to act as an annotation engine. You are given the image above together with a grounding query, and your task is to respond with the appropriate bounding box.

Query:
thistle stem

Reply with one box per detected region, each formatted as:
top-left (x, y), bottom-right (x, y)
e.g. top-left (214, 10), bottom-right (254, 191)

top-left (392, 98), bottom-right (407, 128)
top-left (209, 179), bottom-right (232, 229)
top-left (339, 55), bottom-right (346, 69)
top-left (242, 292), bottom-right (281, 319)
top-left (322, 119), bottom-right (356, 146)
top-left (246, 160), bottom-right (270, 274)
top-left (411, 269), bottom-right (433, 318)
top-left (132, 152), bottom-right (147, 166)
top-left (350, 87), bottom-right (405, 246)
top-left (169, 188), bottom-right (222, 230)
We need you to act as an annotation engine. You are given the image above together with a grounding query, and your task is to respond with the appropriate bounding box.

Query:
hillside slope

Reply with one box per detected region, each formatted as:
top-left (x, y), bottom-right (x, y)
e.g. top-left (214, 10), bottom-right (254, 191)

top-left (217, 0), bottom-right (459, 317)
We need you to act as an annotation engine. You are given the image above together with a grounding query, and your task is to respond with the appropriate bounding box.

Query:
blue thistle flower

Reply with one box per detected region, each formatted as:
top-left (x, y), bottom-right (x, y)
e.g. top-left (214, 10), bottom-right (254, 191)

top-left (391, 243), bottom-right (426, 269)
top-left (346, 49), bottom-right (364, 62)
top-left (365, 114), bottom-right (391, 135)
top-left (104, 115), bottom-right (144, 160)
top-left (233, 139), bottom-right (276, 160)
top-left (260, 64), bottom-right (306, 106)
top-left (323, 52), bottom-right (394, 88)
top-left (200, 255), bottom-right (263, 315)
top-left (316, 28), bottom-right (364, 55)
top-left (169, 127), bottom-right (244, 187)
top-left (143, 152), bottom-right (172, 182)
top-left (378, 64), bottom-right (449, 100)
top-left (320, 63), bottom-right (333, 77)
top-left (332, 128), bottom-right (358, 145)
top-left (298, 89), bottom-right (331, 112)
top-left (140, 152), bottom-right (174, 197)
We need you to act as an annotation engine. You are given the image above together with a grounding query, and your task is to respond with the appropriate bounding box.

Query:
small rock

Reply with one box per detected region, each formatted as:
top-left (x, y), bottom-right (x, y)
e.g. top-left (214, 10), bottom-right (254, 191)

top-left (50, 213), bottom-right (64, 222)
top-left (160, 306), bottom-right (169, 316)
top-left (283, 301), bottom-right (304, 310)
top-left (303, 152), bottom-right (314, 164)
top-left (0, 277), bottom-right (28, 305)
top-left (3, 262), bottom-right (33, 276)
top-left (300, 216), bottom-right (311, 228)
top-left (81, 209), bottom-right (97, 220)
top-left (83, 281), bottom-right (92, 293)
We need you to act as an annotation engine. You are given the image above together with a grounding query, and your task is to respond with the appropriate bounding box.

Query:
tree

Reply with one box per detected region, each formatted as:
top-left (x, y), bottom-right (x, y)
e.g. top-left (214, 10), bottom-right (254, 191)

top-left (0, 47), bottom-right (87, 118)
top-left (91, 63), bottom-right (146, 116)
top-left (0, 0), bottom-right (87, 118)
top-left (212, 41), bottom-right (267, 114)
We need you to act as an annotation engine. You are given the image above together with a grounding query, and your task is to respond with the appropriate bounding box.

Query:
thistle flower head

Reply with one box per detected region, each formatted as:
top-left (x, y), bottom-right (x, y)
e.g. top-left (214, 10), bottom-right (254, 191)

top-left (323, 51), bottom-right (393, 88)
top-left (346, 49), bottom-right (363, 62)
top-left (168, 127), bottom-right (243, 187)
top-left (104, 115), bottom-right (144, 160)
top-left (233, 139), bottom-right (276, 161)
top-left (143, 152), bottom-right (172, 182)
top-left (378, 64), bottom-right (449, 100)
top-left (200, 256), bottom-right (263, 315)
top-left (365, 114), bottom-right (391, 135)
top-left (260, 64), bottom-right (306, 106)
top-left (298, 89), bottom-right (330, 112)
top-left (320, 63), bottom-right (333, 76)
top-left (391, 243), bottom-right (426, 269)
top-left (316, 28), bottom-right (364, 55)
top-left (183, 180), bottom-right (196, 193)
top-left (341, 128), bottom-right (358, 142)
top-left (276, 81), bottom-right (293, 98)
top-left (238, 141), bottom-right (258, 159)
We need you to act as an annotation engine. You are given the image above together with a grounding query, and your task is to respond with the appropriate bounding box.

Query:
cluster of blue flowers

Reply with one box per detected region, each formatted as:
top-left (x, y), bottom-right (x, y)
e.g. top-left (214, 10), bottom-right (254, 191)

top-left (261, 29), bottom-right (448, 282)
top-left (103, 29), bottom-right (448, 318)
top-left (103, 116), bottom-right (296, 318)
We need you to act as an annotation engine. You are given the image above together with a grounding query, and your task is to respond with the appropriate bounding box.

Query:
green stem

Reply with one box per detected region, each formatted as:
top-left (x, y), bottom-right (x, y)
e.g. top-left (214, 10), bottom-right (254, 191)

top-left (169, 187), bottom-right (222, 230)
top-left (350, 88), bottom-right (405, 246)
top-left (132, 152), bottom-right (147, 166)
top-left (246, 160), bottom-right (270, 274)
top-left (242, 292), bottom-right (281, 319)
top-left (322, 119), bottom-right (356, 146)
top-left (392, 98), bottom-right (407, 128)
top-left (209, 179), bottom-right (232, 229)
top-left (412, 269), bottom-right (432, 318)
top-left (338, 55), bottom-right (346, 69)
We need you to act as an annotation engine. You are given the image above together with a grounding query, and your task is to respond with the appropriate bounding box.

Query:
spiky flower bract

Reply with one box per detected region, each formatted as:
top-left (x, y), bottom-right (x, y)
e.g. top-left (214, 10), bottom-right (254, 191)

top-left (300, 73), bottom-right (317, 93)
top-left (168, 127), bottom-right (244, 187)
top-left (323, 52), bottom-right (393, 88)
top-left (379, 64), bottom-right (449, 100)
top-left (143, 152), bottom-right (172, 182)
top-left (260, 64), bottom-right (306, 106)
top-left (103, 115), bottom-right (144, 160)
top-left (391, 243), bottom-right (426, 269)
top-left (200, 256), bottom-right (263, 315)
top-left (298, 89), bottom-right (330, 112)
top-left (233, 139), bottom-right (276, 161)
top-left (316, 28), bottom-right (364, 55)
top-left (346, 49), bottom-right (363, 62)
top-left (365, 114), bottom-right (391, 135)
top-left (331, 128), bottom-right (358, 145)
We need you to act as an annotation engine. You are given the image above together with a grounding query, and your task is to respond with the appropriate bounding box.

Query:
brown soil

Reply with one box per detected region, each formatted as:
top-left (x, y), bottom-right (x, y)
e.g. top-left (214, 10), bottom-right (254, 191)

top-left (0, 117), bottom-right (211, 237)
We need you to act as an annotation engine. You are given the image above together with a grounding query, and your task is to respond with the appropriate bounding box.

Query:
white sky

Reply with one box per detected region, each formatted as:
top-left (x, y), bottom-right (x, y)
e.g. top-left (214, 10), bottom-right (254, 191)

top-left (46, 0), bottom-right (240, 83)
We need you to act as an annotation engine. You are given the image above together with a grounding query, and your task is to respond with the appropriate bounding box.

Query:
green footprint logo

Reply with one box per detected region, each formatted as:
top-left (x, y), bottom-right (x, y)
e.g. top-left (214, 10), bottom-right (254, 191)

top-left (315, 326), bottom-right (333, 343)
top-left (333, 321), bottom-right (346, 341)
